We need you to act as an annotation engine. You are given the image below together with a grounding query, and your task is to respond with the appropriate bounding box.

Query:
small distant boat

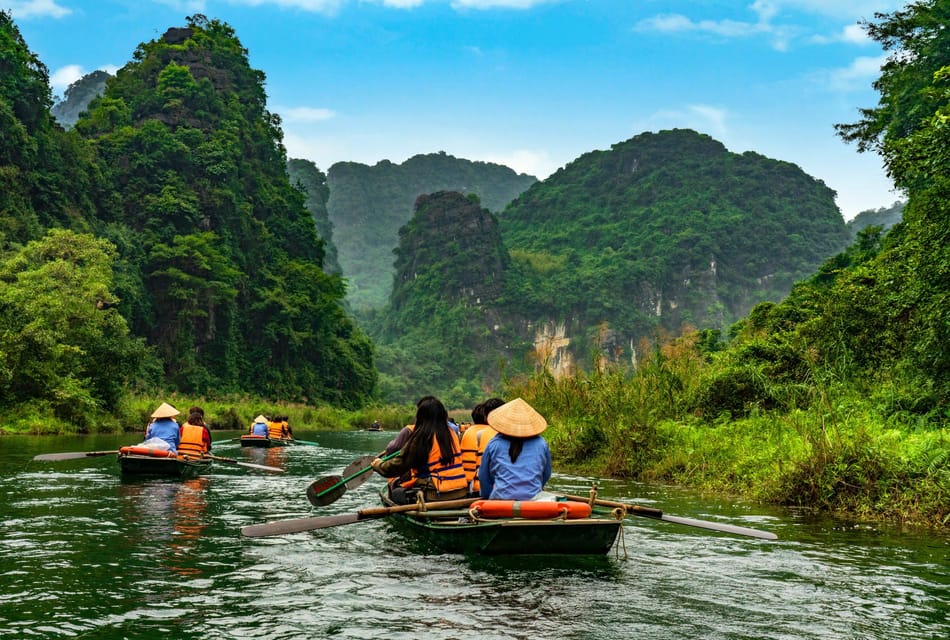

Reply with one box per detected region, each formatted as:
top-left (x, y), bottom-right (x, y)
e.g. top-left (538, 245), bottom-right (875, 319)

top-left (117, 446), bottom-right (212, 478)
top-left (379, 491), bottom-right (623, 555)
top-left (239, 435), bottom-right (296, 448)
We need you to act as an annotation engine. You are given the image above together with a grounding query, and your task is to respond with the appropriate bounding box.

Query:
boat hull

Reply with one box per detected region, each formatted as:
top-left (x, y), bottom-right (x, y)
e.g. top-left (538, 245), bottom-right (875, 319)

top-left (240, 435), bottom-right (294, 448)
top-left (117, 454), bottom-right (212, 478)
top-left (382, 494), bottom-right (622, 556)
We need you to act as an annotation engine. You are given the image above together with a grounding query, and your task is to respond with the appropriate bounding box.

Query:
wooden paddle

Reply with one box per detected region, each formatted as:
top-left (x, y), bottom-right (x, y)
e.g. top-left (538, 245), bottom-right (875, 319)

top-left (289, 438), bottom-right (320, 446)
top-left (563, 495), bottom-right (777, 540)
top-left (306, 450), bottom-right (400, 506)
top-left (241, 497), bottom-right (478, 537)
top-left (204, 454), bottom-right (285, 473)
top-left (32, 450), bottom-right (120, 462)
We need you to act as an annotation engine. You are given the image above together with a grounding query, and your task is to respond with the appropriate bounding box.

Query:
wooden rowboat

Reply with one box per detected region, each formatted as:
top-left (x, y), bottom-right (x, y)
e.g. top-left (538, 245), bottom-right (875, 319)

top-left (379, 491), bottom-right (623, 556)
top-left (117, 448), bottom-right (212, 478)
top-left (239, 435), bottom-right (295, 448)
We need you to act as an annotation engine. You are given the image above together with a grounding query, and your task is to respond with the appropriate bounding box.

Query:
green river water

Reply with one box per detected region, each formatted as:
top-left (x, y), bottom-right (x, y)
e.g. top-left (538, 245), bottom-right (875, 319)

top-left (0, 430), bottom-right (946, 639)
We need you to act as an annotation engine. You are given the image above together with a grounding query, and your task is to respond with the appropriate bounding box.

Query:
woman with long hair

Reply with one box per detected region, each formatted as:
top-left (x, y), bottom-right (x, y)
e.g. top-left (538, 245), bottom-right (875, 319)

top-left (372, 396), bottom-right (468, 504)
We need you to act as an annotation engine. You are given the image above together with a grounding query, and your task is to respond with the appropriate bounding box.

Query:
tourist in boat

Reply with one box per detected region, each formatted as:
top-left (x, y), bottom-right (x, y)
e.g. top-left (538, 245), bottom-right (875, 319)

top-left (281, 416), bottom-right (294, 439)
top-left (144, 402), bottom-right (182, 452)
top-left (371, 396), bottom-right (468, 504)
top-left (267, 416), bottom-right (285, 440)
top-left (250, 415), bottom-right (269, 437)
top-left (477, 397), bottom-right (552, 500)
top-left (460, 397), bottom-right (504, 496)
top-left (178, 409), bottom-right (212, 457)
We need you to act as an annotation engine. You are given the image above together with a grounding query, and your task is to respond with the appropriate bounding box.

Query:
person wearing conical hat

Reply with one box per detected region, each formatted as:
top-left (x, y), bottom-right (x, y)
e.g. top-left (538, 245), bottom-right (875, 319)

top-left (250, 414), bottom-right (270, 437)
top-left (477, 397), bottom-right (552, 500)
top-left (145, 402), bottom-right (181, 452)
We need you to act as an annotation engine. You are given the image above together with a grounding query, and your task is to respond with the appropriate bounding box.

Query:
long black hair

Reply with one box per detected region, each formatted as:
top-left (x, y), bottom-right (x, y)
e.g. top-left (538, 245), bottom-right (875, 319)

top-left (404, 396), bottom-right (456, 469)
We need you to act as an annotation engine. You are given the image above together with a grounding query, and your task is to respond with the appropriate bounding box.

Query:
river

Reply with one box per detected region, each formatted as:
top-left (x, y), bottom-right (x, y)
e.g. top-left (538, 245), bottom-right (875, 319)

top-left (0, 430), bottom-right (946, 639)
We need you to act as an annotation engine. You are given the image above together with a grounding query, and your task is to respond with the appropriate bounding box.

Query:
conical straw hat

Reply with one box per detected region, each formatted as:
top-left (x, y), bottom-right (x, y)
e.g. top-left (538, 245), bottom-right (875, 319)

top-left (254, 415), bottom-right (267, 423)
top-left (151, 402), bottom-right (180, 419)
top-left (487, 398), bottom-right (547, 437)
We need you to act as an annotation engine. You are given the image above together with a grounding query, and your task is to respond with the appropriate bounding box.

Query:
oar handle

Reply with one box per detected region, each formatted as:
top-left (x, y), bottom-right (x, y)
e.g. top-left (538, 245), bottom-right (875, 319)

top-left (563, 494), bottom-right (662, 517)
top-left (358, 497), bottom-right (478, 519)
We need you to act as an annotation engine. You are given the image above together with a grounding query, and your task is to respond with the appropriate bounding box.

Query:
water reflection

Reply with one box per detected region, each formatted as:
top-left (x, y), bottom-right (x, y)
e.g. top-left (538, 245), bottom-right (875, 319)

top-left (118, 477), bottom-right (210, 577)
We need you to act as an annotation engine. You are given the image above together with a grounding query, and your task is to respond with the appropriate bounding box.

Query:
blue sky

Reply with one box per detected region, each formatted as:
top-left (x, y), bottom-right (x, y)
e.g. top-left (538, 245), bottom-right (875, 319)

top-left (9, 0), bottom-right (908, 220)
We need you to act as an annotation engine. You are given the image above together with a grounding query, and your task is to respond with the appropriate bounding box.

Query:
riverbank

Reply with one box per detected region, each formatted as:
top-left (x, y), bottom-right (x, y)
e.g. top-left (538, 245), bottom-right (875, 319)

top-left (0, 393), bottom-right (414, 436)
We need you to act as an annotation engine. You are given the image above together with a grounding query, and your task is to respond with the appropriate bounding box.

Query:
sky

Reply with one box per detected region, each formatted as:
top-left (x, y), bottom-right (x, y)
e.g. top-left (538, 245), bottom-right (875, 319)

top-left (8, 0), bottom-right (911, 220)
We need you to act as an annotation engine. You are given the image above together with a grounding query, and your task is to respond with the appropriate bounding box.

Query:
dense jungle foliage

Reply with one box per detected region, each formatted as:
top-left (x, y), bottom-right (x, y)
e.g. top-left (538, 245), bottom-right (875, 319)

top-left (501, 129), bottom-right (852, 355)
top-left (846, 199), bottom-right (904, 239)
top-left (370, 191), bottom-right (525, 407)
top-left (0, 13), bottom-right (375, 430)
top-left (286, 157), bottom-right (341, 275)
top-left (327, 152), bottom-right (536, 311)
top-left (506, 1), bottom-right (949, 526)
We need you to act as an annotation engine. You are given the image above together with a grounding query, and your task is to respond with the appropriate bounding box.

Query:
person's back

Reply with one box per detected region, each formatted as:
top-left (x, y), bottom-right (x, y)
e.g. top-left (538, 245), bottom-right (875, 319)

top-left (372, 396), bottom-right (468, 503)
top-left (145, 402), bottom-right (181, 452)
top-left (477, 398), bottom-right (551, 500)
top-left (460, 398), bottom-right (504, 496)
top-left (179, 411), bottom-right (211, 456)
top-left (250, 415), bottom-right (269, 437)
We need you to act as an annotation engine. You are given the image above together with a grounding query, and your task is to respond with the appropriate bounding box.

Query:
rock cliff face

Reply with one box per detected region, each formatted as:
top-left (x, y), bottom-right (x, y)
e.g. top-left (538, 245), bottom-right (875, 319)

top-left (327, 152), bottom-right (536, 310)
top-left (499, 129), bottom-right (851, 370)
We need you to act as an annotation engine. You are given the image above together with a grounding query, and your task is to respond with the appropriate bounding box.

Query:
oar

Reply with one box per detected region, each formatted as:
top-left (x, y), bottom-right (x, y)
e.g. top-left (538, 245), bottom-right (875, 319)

top-left (289, 438), bottom-right (320, 446)
top-left (306, 450), bottom-right (400, 507)
top-left (204, 454), bottom-right (285, 473)
top-left (241, 497), bottom-right (478, 537)
top-left (32, 450), bottom-right (119, 462)
top-left (563, 495), bottom-right (777, 540)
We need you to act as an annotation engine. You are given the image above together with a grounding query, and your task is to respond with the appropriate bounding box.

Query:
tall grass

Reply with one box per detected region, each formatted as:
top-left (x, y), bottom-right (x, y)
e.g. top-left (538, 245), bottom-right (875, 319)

top-left (504, 331), bottom-right (950, 527)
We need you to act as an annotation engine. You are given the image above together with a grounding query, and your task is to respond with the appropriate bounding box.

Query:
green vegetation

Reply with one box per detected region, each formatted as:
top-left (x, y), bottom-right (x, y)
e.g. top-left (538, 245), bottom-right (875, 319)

top-left (327, 152), bottom-right (536, 310)
top-left (370, 191), bottom-right (525, 407)
top-left (0, 13), bottom-right (374, 432)
top-left (505, 2), bottom-right (950, 527)
top-left (501, 129), bottom-right (851, 358)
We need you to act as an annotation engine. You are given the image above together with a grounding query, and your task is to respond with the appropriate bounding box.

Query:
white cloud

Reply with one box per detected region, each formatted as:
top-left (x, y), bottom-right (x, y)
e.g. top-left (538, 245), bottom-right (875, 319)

top-left (636, 104), bottom-right (730, 140)
top-left (7, 0), bottom-right (71, 19)
top-left (636, 14), bottom-right (767, 38)
top-left (824, 54), bottom-right (887, 92)
top-left (49, 64), bottom-right (84, 94)
top-left (811, 23), bottom-right (871, 45)
top-left (278, 106), bottom-right (337, 122)
top-left (477, 148), bottom-right (556, 179)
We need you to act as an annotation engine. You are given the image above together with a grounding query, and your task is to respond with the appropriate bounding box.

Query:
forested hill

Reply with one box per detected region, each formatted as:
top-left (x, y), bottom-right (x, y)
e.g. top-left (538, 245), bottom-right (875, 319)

top-left (501, 129), bottom-right (851, 362)
top-left (327, 152), bottom-right (537, 310)
top-left (847, 200), bottom-right (904, 239)
top-left (50, 69), bottom-right (109, 128)
top-left (286, 158), bottom-right (341, 275)
top-left (0, 13), bottom-right (375, 429)
top-left (372, 191), bottom-right (515, 403)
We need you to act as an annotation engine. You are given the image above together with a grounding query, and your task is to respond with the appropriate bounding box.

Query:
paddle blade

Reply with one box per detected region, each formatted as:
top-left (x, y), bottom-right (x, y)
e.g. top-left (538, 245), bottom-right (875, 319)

top-left (341, 454), bottom-right (377, 490)
top-left (242, 513), bottom-right (361, 537)
top-left (32, 450), bottom-right (117, 461)
top-left (658, 514), bottom-right (778, 540)
top-left (307, 475), bottom-right (346, 506)
top-left (234, 461), bottom-right (285, 473)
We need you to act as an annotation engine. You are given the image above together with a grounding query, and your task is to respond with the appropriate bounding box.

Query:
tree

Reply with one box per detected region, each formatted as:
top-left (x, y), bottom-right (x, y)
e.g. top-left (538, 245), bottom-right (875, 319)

top-left (0, 230), bottom-right (149, 427)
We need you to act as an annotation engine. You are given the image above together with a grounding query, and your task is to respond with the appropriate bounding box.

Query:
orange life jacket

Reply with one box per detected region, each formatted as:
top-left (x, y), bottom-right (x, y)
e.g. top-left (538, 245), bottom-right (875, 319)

top-left (399, 427), bottom-right (467, 495)
top-left (267, 421), bottom-right (284, 439)
top-left (178, 423), bottom-right (209, 457)
top-left (460, 424), bottom-right (496, 493)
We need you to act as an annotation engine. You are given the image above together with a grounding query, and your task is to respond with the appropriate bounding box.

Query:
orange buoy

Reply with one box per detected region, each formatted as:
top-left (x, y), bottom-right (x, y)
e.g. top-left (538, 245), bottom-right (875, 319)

top-left (471, 499), bottom-right (592, 519)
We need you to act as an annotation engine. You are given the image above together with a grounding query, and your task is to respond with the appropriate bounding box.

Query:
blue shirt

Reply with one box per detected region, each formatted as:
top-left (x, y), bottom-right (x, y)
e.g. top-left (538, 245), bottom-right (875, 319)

top-left (146, 418), bottom-right (180, 452)
top-left (251, 421), bottom-right (269, 436)
top-left (478, 434), bottom-right (552, 500)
